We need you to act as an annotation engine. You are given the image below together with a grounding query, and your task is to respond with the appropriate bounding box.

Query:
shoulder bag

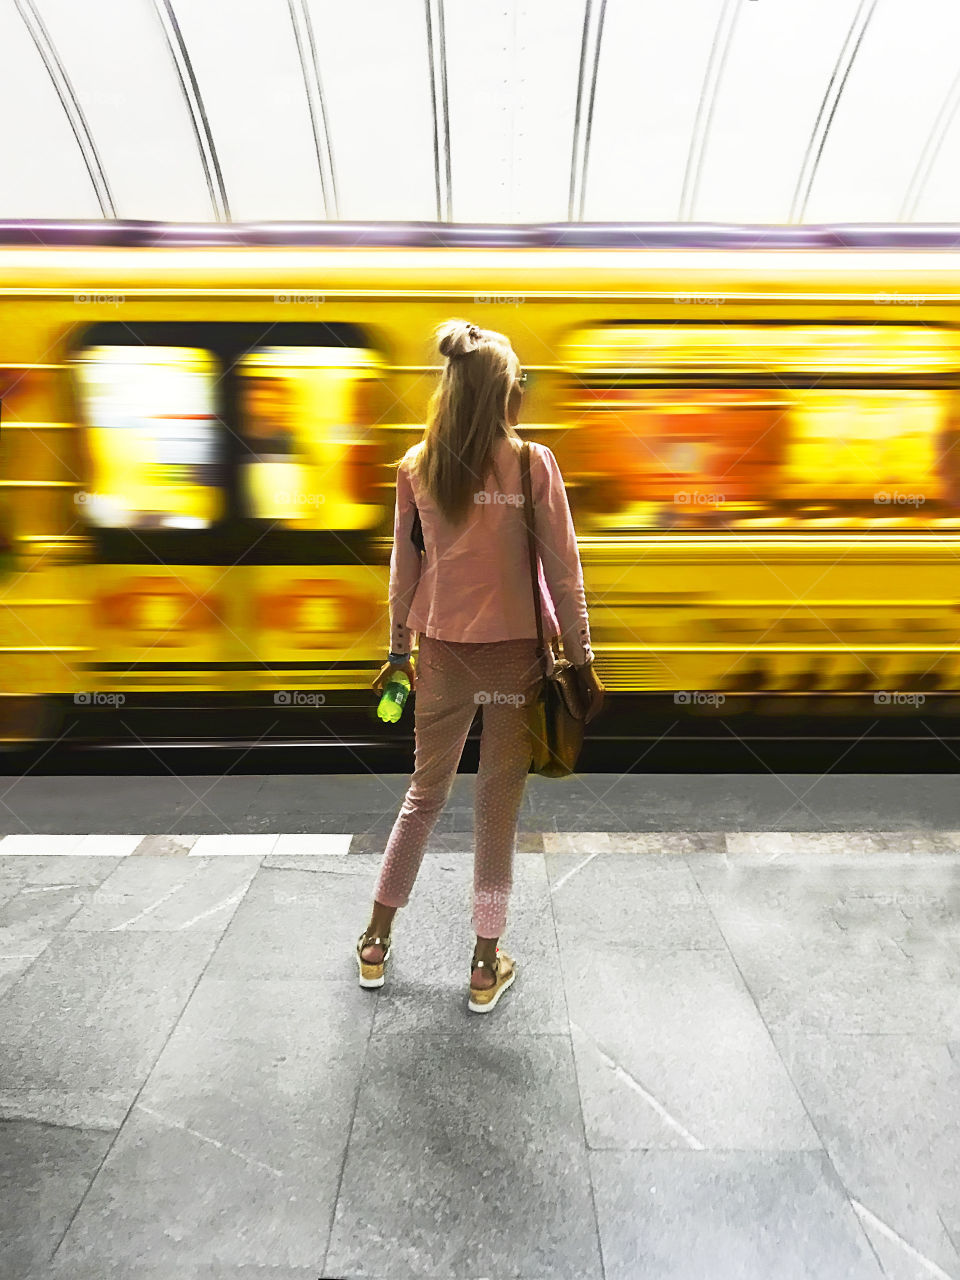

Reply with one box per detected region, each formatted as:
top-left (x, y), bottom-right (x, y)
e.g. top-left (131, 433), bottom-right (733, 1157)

top-left (410, 504), bottom-right (424, 553)
top-left (519, 441), bottom-right (589, 777)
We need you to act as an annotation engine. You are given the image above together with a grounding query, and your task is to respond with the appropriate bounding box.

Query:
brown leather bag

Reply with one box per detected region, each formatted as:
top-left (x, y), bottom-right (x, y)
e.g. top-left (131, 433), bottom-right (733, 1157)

top-left (519, 441), bottom-right (589, 778)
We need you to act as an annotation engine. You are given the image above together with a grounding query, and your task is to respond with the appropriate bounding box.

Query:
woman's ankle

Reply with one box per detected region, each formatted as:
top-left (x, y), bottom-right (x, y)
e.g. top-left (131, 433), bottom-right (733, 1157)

top-left (368, 900), bottom-right (396, 936)
top-left (473, 934), bottom-right (499, 962)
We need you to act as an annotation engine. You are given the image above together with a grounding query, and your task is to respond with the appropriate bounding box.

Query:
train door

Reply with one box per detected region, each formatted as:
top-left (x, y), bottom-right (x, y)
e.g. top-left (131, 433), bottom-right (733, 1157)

top-left (69, 323), bottom-right (389, 706)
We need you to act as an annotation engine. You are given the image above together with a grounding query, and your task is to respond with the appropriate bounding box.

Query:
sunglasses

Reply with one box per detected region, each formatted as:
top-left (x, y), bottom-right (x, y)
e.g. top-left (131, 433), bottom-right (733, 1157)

top-left (516, 371), bottom-right (528, 390)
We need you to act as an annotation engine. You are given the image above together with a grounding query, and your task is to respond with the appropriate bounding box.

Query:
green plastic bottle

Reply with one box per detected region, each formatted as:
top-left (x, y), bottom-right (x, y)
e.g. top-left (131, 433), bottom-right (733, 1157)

top-left (377, 670), bottom-right (411, 723)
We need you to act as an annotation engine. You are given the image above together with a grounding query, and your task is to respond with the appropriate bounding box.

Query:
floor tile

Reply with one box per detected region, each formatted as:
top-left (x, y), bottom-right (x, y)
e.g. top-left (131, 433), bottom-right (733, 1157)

top-left (771, 1029), bottom-right (960, 1280)
top-left (0, 1120), bottom-right (115, 1279)
top-left (367, 851), bottom-right (567, 1034)
top-left (203, 861), bottom-right (376, 981)
top-left (324, 1033), bottom-right (603, 1279)
top-left (48, 979), bottom-right (373, 1275)
top-left (564, 943), bottom-right (821, 1151)
top-left (694, 865), bottom-right (960, 1035)
top-left (724, 831), bottom-right (960, 865)
top-left (64, 856), bottom-right (259, 932)
top-left (547, 852), bottom-right (729, 949)
top-left (545, 831), bottom-right (725, 856)
top-left (132, 834), bottom-right (200, 856)
top-left (0, 932), bottom-right (219, 1129)
top-left (2, 785), bottom-right (959, 1278)
top-left (591, 1149), bottom-right (883, 1279)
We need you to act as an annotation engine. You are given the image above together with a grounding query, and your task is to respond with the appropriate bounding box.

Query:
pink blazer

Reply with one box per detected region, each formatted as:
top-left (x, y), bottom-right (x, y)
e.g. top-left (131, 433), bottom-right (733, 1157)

top-left (388, 436), bottom-right (593, 675)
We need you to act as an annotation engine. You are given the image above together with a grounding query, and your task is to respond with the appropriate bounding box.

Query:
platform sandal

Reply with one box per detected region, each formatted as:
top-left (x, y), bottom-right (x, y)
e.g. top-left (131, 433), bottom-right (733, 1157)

top-left (467, 946), bottom-right (516, 1013)
top-left (356, 928), bottom-right (392, 988)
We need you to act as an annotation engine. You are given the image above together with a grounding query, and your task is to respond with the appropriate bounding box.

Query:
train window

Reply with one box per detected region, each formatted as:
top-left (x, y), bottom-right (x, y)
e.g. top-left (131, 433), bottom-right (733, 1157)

top-left (563, 324), bottom-right (960, 532)
top-left (236, 346), bottom-right (383, 530)
top-left (72, 345), bottom-right (225, 530)
top-left (68, 322), bottom-right (381, 563)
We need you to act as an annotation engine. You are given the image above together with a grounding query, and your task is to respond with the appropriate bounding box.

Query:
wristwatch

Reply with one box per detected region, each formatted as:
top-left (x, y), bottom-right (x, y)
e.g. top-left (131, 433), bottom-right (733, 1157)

top-left (388, 650), bottom-right (411, 664)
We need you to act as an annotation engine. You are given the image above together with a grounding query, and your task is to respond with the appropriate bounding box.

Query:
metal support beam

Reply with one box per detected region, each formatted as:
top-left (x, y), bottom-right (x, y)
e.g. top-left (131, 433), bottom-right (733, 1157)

top-left (679, 0), bottom-right (744, 222)
top-left (152, 0), bottom-right (230, 222)
top-left (14, 0), bottom-right (117, 218)
top-left (424, 0), bottom-right (452, 222)
top-left (789, 0), bottom-right (877, 224)
top-left (901, 65), bottom-right (960, 221)
top-left (288, 0), bottom-right (338, 220)
top-left (568, 0), bottom-right (607, 222)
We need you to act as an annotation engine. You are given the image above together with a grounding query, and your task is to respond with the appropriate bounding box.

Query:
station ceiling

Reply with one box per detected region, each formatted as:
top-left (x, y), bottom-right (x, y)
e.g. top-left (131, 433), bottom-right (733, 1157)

top-left (2, 0), bottom-right (957, 225)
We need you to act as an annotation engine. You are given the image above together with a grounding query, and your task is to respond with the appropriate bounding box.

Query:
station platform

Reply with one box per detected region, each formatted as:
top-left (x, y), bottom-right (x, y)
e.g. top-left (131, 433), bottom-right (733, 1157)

top-left (1, 773), bottom-right (959, 1280)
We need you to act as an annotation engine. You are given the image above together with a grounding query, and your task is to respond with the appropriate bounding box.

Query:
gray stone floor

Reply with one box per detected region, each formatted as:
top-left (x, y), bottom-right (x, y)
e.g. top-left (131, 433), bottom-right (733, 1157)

top-left (0, 774), bottom-right (959, 1278)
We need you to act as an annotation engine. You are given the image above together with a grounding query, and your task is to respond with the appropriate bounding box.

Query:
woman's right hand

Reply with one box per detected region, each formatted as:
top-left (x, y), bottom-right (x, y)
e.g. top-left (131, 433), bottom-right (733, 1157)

top-left (371, 658), bottom-right (417, 695)
top-left (575, 661), bottom-right (605, 724)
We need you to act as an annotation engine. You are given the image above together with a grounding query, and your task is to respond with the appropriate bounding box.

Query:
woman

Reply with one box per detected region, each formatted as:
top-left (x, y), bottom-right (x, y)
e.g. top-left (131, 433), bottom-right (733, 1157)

top-left (358, 318), bottom-right (604, 1013)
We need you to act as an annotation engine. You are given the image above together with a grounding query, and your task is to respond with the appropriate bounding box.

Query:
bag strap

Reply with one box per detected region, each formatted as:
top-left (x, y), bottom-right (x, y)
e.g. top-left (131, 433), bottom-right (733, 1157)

top-left (520, 441), bottom-right (549, 678)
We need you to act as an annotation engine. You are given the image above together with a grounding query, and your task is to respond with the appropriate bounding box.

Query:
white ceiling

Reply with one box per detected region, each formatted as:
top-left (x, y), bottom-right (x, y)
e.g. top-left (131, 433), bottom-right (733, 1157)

top-left (1, 0), bottom-right (958, 224)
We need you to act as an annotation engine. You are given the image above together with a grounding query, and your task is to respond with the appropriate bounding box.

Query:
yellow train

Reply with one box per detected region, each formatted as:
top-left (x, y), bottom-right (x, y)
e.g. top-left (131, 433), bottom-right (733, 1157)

top-left (2, 222), bottom-right (960, 745)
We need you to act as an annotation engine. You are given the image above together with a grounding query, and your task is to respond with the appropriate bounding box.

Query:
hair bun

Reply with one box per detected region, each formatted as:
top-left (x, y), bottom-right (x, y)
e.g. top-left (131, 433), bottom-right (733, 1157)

top-left (436, 319), bottom-right (482, 359)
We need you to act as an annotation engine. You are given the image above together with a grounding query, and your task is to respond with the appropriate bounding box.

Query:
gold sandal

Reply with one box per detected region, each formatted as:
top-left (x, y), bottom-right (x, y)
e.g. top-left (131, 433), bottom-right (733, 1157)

top-left (468, 946), bottom-right (516, 1013)
top-left (356, 928), bottom-right (392, 988)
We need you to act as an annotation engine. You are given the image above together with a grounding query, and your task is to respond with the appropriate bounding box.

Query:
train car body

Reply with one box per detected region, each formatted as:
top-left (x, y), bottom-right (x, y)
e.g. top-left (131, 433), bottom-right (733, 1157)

top-left (1, 221), bottom-right (960, 743)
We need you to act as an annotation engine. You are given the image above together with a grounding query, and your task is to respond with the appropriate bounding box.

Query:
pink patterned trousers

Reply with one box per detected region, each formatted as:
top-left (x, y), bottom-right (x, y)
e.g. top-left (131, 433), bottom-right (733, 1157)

top-left (373, 633), bottom-right (542, 938)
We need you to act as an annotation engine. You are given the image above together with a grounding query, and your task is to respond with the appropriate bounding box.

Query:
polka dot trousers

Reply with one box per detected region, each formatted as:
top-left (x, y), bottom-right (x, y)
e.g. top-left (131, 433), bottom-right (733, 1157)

top-left (373, 634), bottom-right (543, 939)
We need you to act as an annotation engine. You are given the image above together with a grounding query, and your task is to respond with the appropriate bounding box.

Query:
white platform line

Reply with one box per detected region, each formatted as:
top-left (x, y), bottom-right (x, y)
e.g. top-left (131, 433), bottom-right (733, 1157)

top-left (2, 833), bottom-right (960, 859)
top-left (0, 833), bottom-right (359, 856)
top-left (73, 835), bottom-right (144, 857)
top-left (0, 835), bottom-right (102, 856)
top-left (189, 834), bottom-right (279, 857)
top-left (272, 833), bottom-right (352, 856)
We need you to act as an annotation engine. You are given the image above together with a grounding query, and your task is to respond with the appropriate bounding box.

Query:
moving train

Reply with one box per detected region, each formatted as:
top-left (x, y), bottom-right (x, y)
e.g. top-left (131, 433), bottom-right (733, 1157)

top-left (2, 220), bottom-right (960, 747)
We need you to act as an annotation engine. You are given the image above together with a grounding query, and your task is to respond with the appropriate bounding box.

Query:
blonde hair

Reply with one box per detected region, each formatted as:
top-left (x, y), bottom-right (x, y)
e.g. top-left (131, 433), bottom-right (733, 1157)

top-left (403, 318), bottom-right (524, 525)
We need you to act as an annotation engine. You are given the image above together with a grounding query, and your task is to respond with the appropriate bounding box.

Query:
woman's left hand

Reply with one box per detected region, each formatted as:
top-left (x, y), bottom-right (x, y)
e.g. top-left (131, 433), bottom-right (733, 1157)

top-left (371, 657), bottom-right (417, 695)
